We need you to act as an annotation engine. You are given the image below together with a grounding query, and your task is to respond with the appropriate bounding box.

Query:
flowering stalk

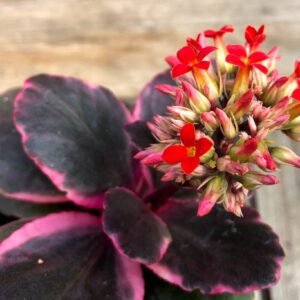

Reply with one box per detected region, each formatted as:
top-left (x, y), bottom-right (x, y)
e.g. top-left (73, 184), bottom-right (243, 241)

top-left (137, 24), bottom-right (300, 217)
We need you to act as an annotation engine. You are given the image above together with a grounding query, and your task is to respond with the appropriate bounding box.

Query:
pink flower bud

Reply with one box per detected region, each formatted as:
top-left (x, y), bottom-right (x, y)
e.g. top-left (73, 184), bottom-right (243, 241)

top-left (217, 156), bottom-right (249, 175)
top-left (167, 106), bottom-right (198, 122)
top-left (248, 116), bottom-right (257, 135)
top-left (241, 171), bottom-right (279, 189)
top-left (197, 176), bottom-right (228, 217)
top-left (215, 108), bottom-right (238, 139)
top-left (229, 137), bottom-right (258, 162)
top-left (141, 152), bottom-right (163, 165)
top-left (182, 81), bottom-right (211, 113)
top-left (155, 84), bottom-right (178, 98)
top-left (271, 146), bottom-right (300, 168)
top-left (165, 55), bottom-right (180, 67)
top-left (200, 111), bottom-right (219, 132)
top-left (197, 197), bottom-right (215, 216)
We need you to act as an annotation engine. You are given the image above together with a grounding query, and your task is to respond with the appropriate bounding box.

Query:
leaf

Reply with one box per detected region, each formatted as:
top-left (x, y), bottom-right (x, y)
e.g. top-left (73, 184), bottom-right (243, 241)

top-left (0, 195), bottom-right (79, 218)
top-left (126, 120), bottom-right (156, 149)
top-left (0, 218), bottom-right (34, 241)
top-left (148, 199), bottom-right (284, 294)
top-left (0, 88), bottom-right (66, 203)
top-left (144, 269), bottom-right (254, 300)
top-left (14, 75), bottom-right (132, 209)
top-left (134, 70), bottom-right (175, 121)
top-left (0, 211), bottom-right (144, 300)
top-left (103, 187), bottom-right (171, 264)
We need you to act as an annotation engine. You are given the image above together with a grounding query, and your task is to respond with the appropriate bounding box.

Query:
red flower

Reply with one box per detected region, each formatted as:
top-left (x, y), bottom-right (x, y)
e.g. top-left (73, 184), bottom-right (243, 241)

top-left (204, 25), bottom-right (234, 38)
top-left (162, 123), bottom-right (213, 174)
top-left (225, 44), bottom-right (269, 74)
top-left (245, 25), bottom-right (266, 50)
top-left (171, 45), bottom-right (217, 78)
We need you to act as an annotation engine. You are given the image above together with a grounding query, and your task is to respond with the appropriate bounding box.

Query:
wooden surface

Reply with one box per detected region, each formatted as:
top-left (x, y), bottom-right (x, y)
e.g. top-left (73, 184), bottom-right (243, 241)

top-left (0, 1), bottom-right (299, 299)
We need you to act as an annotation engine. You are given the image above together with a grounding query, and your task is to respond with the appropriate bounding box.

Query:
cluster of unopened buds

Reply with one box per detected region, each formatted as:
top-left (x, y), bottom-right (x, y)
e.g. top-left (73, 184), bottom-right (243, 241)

top-left (136, 24), bottom-right (300, 217)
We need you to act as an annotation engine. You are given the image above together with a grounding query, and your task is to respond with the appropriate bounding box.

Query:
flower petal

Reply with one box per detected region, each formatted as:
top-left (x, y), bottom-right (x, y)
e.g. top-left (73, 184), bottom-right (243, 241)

top-left (180, 123), bottom-right (195, 147)
top-left (171, 64), bottom-right (192, 78)
top-left (225, 55), bottom-right (246, 68)
top-left (181, 157), bottom-right (200, 174)
top-left (195, 137), bottom-right (213, 157)
top-left (177, 46), bottom-right (196, 64)
top-left (162, 145), bottom-right (187, 164)
top-left (197, 46), bottom-right (217, 61)
top-left (252, 63), bottom-right (268, 74)
top-left (226, 45), bottom-right (247, 58)
top-left (292, 88), bottom-right (300, 101)
top-left (195, 60), bottom-right (210, 70)
top-left (248, 51), bottom-right (269, 63)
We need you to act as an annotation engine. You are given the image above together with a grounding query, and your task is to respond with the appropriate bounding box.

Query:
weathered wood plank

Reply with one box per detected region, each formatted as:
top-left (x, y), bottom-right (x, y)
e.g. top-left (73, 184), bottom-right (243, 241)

top-left (0, 0), bottom-right (299, 99)
top-left (256, 134), bottom-right (300, 300)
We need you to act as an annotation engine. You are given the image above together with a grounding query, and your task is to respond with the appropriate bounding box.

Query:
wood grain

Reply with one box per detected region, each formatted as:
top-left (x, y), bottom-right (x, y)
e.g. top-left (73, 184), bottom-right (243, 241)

top-left (0, 0), bottom-right (300, 100)
top-left (0, 1), bottom-right (299, 299)
top-left (256, 134), bottom-right (300, 300)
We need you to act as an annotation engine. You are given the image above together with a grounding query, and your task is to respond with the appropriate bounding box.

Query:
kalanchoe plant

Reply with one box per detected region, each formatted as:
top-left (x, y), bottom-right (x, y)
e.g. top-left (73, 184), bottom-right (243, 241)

top-left (0, 24), bottom-right (296, 299)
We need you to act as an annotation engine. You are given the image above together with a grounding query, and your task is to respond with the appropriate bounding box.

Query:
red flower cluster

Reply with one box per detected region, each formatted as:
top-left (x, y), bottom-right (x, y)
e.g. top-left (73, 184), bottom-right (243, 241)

top-left (138, 24), bottom-right (300, 217)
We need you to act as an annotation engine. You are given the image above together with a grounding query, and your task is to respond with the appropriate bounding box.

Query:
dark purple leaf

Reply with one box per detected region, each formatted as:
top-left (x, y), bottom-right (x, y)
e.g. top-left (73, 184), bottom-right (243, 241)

top-left (0, 195), bottom-right (79, 218)
top-left (148, 199), bottom-right (284, 294)
top-left (0, 218), bottom-right (34, 241)
top-left (0, 88), bottom-right (66, 203)
top-left (144, 269), bottom-right (254, 300)
top-left (0, 212), bottom-right (144, 300)
top-left (14, 75), bottom-right (133, 209)
top-left (133, 70), bottom-right (175, 121)
top-left (126, 120), bottom-right (156, 149)
top-left (103, 187), bottom-right (171, 264)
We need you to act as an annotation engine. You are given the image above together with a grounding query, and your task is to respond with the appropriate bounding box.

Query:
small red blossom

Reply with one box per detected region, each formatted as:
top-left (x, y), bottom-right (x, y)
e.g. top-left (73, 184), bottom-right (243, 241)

top-left (226, 44), bottom-right (269, 74)
top-left (245, 25), bottom-right (266, 50)
top-left (186, 32), bottom-right (207, 51)
top-left (171, 45), bottom-right (217, 78)
top-left (162, 123), bottom-right (213, 174)
top-left (204, 25), bottom-right (234, 38)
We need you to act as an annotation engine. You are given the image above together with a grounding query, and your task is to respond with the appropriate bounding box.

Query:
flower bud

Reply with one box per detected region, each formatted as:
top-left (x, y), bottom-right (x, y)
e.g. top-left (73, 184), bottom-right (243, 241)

top-left (182, 81), bottom-right (211, 113)
top-left (270, 146), bottom-right (300, 168)
top-left (254, 143), bottom-right (277, 171)
top-left (200, 111), bottom-right (219, 132)
top-left (248, 116), bottom-right (257, 135)
top-left (225, 90), bottom-right (253, 120)
top-left (197, 175), bottom-right (228, 216)
top-left (287, 101), bottom-right (300, 121)
top-left (141, 152), bottom-right (163, 165)
top-left (283, 123), bottom-right (300, 141)
top-left (229, 137), bottom-right (258, 162)
top-left (241, 171), bottom-right (279, 189)
top-left (215, 108), bottom-right (238, 139)
top-left (167, 106), bottom-right (198, 122)
top-left (217, 156), bottom-right (249, 175)
top-left (262, 76), bottom-right (289, 106)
